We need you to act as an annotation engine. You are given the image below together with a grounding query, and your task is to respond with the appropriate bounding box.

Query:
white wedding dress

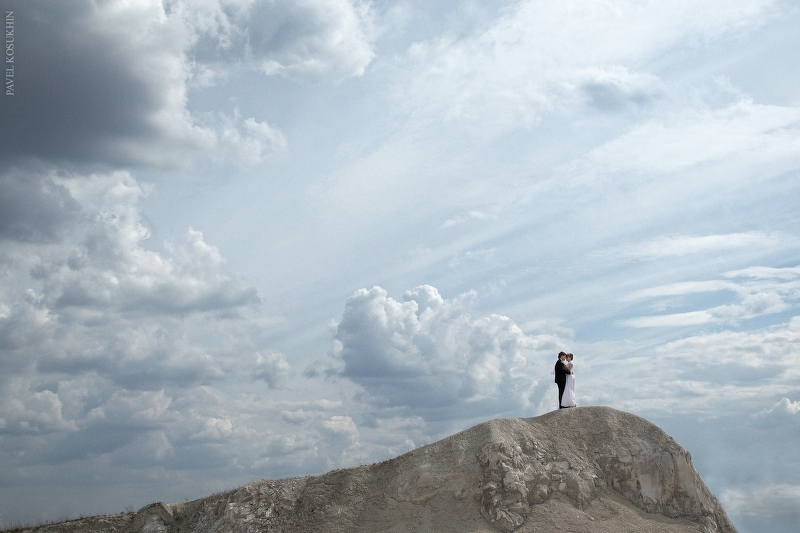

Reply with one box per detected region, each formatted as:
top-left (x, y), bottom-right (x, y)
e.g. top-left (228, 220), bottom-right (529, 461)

top-left (561, 364), bottom-right (576, 408)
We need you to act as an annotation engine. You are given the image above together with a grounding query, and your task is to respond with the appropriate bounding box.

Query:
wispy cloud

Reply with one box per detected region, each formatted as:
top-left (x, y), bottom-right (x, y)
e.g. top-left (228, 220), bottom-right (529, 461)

top-left (623, 264), bottom-right (800, 327)
top-left (600, 232), bottom-right (785, 264)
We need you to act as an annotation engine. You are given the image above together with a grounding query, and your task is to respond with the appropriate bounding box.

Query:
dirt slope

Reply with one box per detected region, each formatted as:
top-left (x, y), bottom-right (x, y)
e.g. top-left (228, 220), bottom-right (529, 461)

top-left (11, 407), bottom-right (737, 533)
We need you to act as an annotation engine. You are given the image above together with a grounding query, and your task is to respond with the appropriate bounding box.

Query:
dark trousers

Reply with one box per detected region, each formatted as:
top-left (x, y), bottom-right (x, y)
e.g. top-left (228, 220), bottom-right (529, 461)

top-left (557, 381), bottom-right (566, 408)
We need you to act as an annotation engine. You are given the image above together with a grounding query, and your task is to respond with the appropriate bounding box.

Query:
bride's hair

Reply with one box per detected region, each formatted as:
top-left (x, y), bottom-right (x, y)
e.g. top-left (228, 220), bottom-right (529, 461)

top-left (566, 353), bottom-right (573, 360)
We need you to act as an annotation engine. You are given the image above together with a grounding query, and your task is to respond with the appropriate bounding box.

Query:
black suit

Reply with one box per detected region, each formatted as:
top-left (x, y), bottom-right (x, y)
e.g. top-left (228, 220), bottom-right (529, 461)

top-left (554, 359), bottom-right (569, 408)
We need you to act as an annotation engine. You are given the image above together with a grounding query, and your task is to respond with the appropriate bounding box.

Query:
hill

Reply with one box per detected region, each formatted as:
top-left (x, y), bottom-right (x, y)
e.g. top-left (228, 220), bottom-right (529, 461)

top-left (10, 407), bottom-right (737, 533)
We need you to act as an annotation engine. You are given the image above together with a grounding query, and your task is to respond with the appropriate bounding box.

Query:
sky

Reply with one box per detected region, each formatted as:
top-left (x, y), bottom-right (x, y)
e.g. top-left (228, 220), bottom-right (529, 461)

top-left (0, 1), bottom-right (799, 531)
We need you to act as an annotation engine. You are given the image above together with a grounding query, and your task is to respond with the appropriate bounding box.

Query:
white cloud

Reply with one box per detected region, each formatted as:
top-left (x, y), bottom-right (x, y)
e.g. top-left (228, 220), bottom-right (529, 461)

top-left (319, 415), bottom-right (363, 467)
top-left (448, 248), bottom-right (496, 269)
top-left (601, 232), bottom-right (785, 263)
top-left (330, 285), bottom-right (562, 414)
top-left (568, 100), bottom-right (800, 179)
top-left (87, 390), bottom-right (174, 427)
top-left (625, 291), bottom-right (787, 327)
top-left (569, 314), bottom-right (800, 421)
top-left (659, 316), bottom-right (800, 364)
top-left (442, 210), bottom-right (487, 228)
top-left (726, 265), bottom-right (800, 280)
top-left (281, 409), bottom-right (315, 424)
top-left (750, 397), bottom-right (800, 429)
top-left (627, 280), bottom-right (737, 300)
top-left (623, 264), bottom-right (800, 328)
top-left (33, 171), bottom-right (260, 317)
top-left (322, 415), bottom-right (359, 444)
top-left (0, 169), bottom-right (266, 460)
top-left (395, 0), bottom-right (782, 131)
top-left (253, 352), bottom-right (292, 388)
top-left (0, 379), bottom-right (79, 434)
top-left (196, 111), bottom-right (288, 167)
top-left (190, 416), bottom-right (234, 441)
top-left (183, 0), bottom-right (376, 82)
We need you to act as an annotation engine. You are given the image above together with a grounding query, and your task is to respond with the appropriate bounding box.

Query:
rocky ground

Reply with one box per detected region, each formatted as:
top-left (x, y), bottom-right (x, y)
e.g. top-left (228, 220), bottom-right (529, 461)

top-left (5, 407), bottom-right (737, 533)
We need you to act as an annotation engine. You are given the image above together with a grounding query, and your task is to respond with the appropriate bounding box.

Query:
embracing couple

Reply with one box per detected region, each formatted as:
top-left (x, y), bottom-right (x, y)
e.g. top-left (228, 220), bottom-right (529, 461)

top-left (554, 351), bottom-right (576, 409)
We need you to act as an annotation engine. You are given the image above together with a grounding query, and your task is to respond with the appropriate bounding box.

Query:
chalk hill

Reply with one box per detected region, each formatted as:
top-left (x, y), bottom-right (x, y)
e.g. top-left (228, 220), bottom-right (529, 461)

top-left (15, 407), bottom-right (737, 533)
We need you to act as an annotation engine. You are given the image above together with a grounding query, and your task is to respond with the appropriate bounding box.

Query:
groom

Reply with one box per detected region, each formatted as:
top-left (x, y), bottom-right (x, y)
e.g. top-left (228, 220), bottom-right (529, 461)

top-left (554, 351), bottom-right (569, 409)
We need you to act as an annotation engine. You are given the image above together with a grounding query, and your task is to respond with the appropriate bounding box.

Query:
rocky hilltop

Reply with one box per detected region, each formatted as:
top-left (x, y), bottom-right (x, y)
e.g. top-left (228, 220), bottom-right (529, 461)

top-left (12, 407), bottom-right (737, 533)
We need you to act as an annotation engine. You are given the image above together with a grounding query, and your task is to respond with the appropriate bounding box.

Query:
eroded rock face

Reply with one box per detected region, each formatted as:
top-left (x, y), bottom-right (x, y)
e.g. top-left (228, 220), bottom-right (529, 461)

top-left (139, 477), bottom-right (308, 533)
top-left (477, 439), bottom-right (600, 532)
top-left (132, 503), bottom-right (174, 533)
top-left (473, 409), bottom-right (731, 533)
top-left (16, 407), bottom-right (737, 533)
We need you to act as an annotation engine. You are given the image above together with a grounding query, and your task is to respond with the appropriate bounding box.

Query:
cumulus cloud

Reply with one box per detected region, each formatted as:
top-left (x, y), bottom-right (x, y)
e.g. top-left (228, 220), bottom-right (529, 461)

top-left (185, 0), bottom-right (376, 81)
top-left (330, 285), bottom-right (558, 415)
top-left (321, 415), bottom-right (359, 445)
top-left (211, 112), bottom-right (288, 166)
top-left (25, 171), bottom-right (260, 317)
top-left (0, 0), bottom-right (374, 169)
top-left (190, 416), bottom-right (234, 441)
top-left (0, 379), bottom-right (79, 435)
top-left (253, 352), bottom-right (292, 388)
top-left (87, 390), bottom-right (174, 427)
top-left (750, 397), bottom-right (800, 430)
top-left (0, 167), bottom-right (263, 450)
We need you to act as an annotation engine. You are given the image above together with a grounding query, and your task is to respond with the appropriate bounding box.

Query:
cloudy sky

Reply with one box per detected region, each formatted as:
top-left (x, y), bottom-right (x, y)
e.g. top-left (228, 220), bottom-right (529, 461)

top-left (1, 1), bottom-right (799, 531)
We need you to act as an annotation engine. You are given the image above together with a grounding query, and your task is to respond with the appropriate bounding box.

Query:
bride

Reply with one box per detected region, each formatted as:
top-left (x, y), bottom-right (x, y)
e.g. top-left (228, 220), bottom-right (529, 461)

top-left (560, 353), bottom-right (576, 408)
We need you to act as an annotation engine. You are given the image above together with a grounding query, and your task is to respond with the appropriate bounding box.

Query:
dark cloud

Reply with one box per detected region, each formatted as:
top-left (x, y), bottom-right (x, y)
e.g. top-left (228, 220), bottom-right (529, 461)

top-left (35, 426), bottom-right (150, 465)
top-left (0, 168), bottom-right (81, 243)
top-left (0, 0), bottom-right (374, 170)
top-left (0, 1), bottom-right (169, 167)
top-left (582, 80), bottom-right (656, 112)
